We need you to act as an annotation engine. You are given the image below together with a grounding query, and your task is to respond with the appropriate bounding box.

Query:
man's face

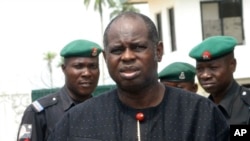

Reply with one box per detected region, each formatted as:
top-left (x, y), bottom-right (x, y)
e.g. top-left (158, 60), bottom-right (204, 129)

top-left (196, 56), bottom-right (235, 95)
top-left (62, 57), bottom-right (99, 98)
top-left (103, 17), bottom-right (163, 91)
top-left (161, 81), bottom-right (198, 93)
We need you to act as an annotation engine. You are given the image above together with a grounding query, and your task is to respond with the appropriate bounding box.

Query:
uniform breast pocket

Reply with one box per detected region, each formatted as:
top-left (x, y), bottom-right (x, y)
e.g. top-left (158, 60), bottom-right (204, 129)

top-left (68, 137), bottom-right (102, 141)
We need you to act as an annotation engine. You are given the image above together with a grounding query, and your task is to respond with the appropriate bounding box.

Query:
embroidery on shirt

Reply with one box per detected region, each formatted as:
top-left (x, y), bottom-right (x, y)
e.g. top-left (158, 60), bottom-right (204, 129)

top-left (18, 124), bottom-right (32, 141)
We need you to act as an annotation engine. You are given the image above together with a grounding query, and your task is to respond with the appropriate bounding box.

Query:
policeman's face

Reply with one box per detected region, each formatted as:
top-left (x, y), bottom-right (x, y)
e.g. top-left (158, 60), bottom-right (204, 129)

top-left (62, 57), bottom-right (99, 99)
top-left (103, 17), bottom-right (163, 91)
top-left (161, 81), bottom-right (198, 93)
top-left (196, 54), bottom-right (236, 95)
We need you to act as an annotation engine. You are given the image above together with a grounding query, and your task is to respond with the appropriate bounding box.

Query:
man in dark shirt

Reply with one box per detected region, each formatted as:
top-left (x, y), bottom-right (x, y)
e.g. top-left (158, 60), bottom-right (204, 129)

top-left (189, 35), bottom-right (250, 125)
top-left (158, 62), bottom-right (198, 93)
top-left (17, 39), bottom-right (103, 141)
top-left (48, 12), bottom-right (229, 141)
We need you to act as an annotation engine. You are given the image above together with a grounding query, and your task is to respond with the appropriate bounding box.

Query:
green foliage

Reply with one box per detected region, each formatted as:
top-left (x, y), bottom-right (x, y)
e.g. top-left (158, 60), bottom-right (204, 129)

top-left (83, 0), bottom-right (116, 33)
top-left (83, 0), bottom-right (140, 31)
top-left (43, 52), bottom-right (56, 62)
top-left (43, 51), bottom-right (57, 73)
top-left (109, 2), bottom-right (140, 19)
top-left (43, 51), bottom-right (57, 88)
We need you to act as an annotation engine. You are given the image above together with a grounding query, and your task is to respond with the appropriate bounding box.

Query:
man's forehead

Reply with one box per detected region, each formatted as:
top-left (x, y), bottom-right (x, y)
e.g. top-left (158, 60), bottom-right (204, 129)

top-left (196, 57), bottom-right (225, 65)
top-left (65, 57), bottom-right (98, 63)
top-left (108, 18), bottom-right (148, 39)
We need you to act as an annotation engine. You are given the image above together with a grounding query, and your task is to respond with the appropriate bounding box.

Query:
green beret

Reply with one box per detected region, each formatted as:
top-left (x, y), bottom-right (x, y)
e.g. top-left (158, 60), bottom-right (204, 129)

top-left (189, 36), bottom-right (237, 61)
top-left (60, 39), bottom-right (102, 58)
top-left (158, 62), bottom-right (196, 82)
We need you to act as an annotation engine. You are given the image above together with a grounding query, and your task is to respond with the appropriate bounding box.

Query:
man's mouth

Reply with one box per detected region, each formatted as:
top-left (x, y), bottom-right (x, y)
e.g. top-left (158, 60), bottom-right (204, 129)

top-left (120, 70), bottom-right (140, 80)
top-left (79, 81), bottom-right (92, 87)
top-left (201, 83), bottom-right (215, 89)
top-left (120, 66), bottom-right (140, 80)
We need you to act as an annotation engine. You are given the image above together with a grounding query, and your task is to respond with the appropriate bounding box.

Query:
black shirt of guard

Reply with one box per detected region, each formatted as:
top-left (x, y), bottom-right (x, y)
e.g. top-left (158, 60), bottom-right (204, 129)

top-left (17, 86), bottom-right (76, 141)
top-left (209, 80), bottom-right (250, 125)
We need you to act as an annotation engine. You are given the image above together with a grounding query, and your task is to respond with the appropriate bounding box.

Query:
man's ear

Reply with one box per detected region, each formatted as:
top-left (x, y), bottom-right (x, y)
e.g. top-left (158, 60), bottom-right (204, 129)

top-left (156, 41), bottom-right (164, 62)
top-left (230, 58), bottom-right (237, 73)
top-left (193, 83), bottom-right (198, 93)
top-left (102, 51), bottom-right (107, 63)
top-left (61, 64), bottom-right (66, 74)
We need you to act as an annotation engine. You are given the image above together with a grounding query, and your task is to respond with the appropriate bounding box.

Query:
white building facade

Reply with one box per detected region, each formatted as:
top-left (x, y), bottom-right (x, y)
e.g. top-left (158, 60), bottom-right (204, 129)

top-left (125, 0), bottom-right (250, 94)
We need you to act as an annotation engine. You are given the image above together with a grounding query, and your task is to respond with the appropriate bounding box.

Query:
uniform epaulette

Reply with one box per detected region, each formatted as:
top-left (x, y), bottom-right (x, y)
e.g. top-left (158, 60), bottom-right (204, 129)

top-left (241, 87), bottom-right (250, 106)
top-left (31, 94), bottom-right (58, 113)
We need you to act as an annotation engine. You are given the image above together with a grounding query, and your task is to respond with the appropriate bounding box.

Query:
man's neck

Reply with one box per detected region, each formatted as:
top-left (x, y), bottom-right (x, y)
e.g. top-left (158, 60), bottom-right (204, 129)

top-left (211, 81), bottom-right (233, 104)
top-left (117, 82), bottom-right (165, 109)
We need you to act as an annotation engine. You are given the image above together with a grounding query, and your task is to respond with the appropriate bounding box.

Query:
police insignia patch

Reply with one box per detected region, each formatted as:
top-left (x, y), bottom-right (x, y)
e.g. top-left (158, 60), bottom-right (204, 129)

top-left (32, 101), bottom-right (44, 112)
top-left (18, 124), bottom-right (32, 141)
top-left (179, 72), bottom-right (186, 80)
top-left (202, 51), bottom-right (211, 60)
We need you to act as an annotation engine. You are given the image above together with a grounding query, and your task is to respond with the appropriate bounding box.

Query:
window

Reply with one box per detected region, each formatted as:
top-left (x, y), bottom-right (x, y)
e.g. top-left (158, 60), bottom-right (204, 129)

top-left (168, 8), bottom-right (176, 51)
top-left (156, 13), bottom-right (163, 41)
top-left (201, 0), bottom-right (244, 44)
top-left (242, 84), bottom-right (250, 89)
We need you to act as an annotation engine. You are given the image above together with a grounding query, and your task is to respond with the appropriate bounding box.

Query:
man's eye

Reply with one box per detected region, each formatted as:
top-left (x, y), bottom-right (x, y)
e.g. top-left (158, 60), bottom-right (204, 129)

top-left (74, 64), bottom-right (82, 69)
top-left (110, 48), bottom-right (123, 54)
top-left (196, 67), bottom-right (203, 72)
top-left (89, 64), bottom-right (98, 69)
top-left (133, 45), bottom-right (146, 52)
top-left (210, 66), bottom-right (218, 70)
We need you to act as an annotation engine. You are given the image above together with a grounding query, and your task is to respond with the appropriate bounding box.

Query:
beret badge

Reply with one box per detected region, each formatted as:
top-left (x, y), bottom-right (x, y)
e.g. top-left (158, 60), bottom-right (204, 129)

top-left (92, 47), bottom-right (98, 57)
top-left (179, 72), bottom-right (186, 80)
top-left (202, 51), bottom-right (211, 60)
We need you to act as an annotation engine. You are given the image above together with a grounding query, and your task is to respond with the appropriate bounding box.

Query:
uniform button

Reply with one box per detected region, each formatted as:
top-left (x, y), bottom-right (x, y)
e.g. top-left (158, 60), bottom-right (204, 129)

top-left (52, 97), bottom-right (56, 101)
top-left (242, 91), bottom-right (247, 96)
top-left (28, 124), bottom-right (32, 129)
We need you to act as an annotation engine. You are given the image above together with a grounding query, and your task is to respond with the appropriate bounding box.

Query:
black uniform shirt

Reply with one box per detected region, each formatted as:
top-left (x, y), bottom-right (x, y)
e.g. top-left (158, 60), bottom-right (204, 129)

top-left (17, 86), bottom-right (76, 141)
top-left (48, 86), bottom-right (229, 141)
top-left (209, 80), bottom-right (250, 125)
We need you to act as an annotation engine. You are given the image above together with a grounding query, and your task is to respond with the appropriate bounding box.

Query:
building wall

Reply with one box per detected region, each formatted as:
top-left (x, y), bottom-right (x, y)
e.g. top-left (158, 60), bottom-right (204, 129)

top-left (0, 93), bottom-right (30, 141)
top-left (146, 0), bottom-right (250, 85)
top-left (235, 0), bottom-right (250, 81)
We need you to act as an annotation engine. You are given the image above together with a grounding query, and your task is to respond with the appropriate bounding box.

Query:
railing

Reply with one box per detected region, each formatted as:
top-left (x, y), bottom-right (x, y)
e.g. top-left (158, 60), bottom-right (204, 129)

top-left (0, 93), bottom-right (30, 141)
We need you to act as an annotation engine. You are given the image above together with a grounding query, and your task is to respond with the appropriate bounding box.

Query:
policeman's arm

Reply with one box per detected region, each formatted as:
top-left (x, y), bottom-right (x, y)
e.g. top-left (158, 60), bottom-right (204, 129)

top-left (17, 106), bottom-right (46, 141)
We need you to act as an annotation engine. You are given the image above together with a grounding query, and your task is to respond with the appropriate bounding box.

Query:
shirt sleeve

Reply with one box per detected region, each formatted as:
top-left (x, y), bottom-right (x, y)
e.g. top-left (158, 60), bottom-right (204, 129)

top-left (17, 106), bottom-right (46, 141)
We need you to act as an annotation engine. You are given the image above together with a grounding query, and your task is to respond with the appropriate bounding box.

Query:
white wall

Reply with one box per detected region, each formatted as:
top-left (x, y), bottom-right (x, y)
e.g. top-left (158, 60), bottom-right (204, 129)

top-left (147, 0), bottom-right (250, 80)
top-left (234, 0), bottom-right (250, 79)
top-left (0, 94), bottom-right (30, 141)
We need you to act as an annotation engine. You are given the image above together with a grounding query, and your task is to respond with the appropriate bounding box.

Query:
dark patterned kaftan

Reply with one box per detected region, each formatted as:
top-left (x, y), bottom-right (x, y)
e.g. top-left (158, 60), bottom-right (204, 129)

top-left (48, 86), bottom-right (229, 141)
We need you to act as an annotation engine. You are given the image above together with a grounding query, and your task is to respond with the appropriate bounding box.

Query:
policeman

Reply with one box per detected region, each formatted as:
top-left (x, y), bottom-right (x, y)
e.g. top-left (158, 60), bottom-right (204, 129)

top-left (17, 39), bottom-right (103, 141)
top-left (189, 35), bottom-right (250, 125)
top-left (158, 62), bottom-right (198, 93)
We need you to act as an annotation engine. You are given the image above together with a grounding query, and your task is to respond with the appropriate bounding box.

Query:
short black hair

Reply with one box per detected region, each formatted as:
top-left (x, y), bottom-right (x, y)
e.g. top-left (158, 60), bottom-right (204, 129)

top-left (103, 11), bottom-right (160, 48)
